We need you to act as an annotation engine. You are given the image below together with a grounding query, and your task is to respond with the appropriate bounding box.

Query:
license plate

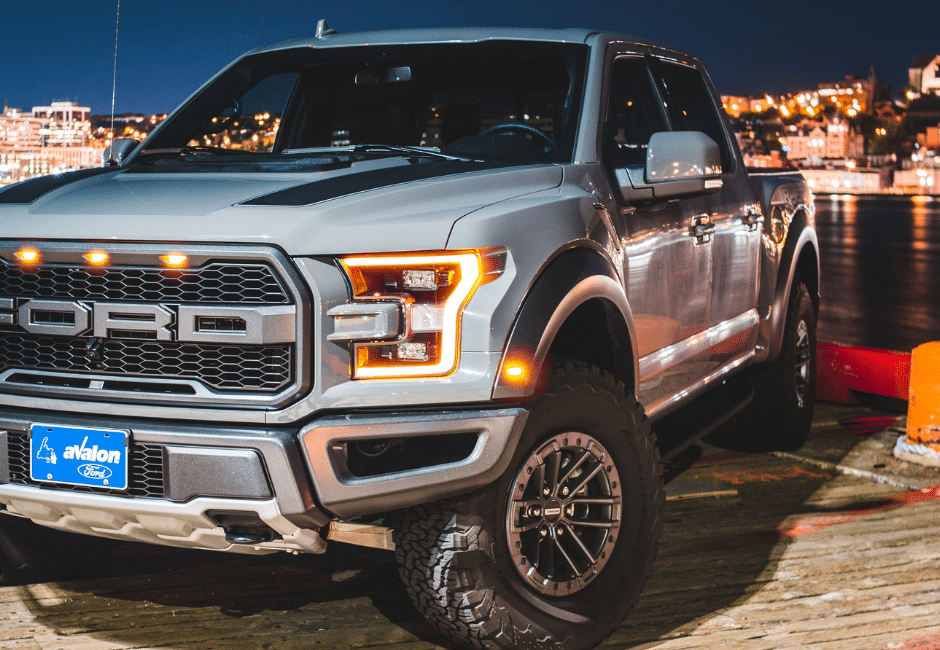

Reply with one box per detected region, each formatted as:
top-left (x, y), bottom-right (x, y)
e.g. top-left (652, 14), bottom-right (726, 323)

top-left (30, 424), bottom-right (129, 490)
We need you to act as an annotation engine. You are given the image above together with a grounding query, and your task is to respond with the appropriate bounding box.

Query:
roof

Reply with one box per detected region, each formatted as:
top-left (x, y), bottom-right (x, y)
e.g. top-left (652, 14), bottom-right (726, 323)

top-left (245, 26), bottom-right (659, 56)
top-left (911, 54), bottom-right (940, 70)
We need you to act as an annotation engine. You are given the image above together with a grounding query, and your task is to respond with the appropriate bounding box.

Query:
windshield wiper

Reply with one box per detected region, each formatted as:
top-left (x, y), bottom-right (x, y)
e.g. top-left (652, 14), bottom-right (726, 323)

top-left (282, 144), bottom-right (483, 162)
top-left (353, 144), bottom-right (484, 162)
top-left (180, 145), bottom-right (250, 156)
top-left (133, 145), bottom-right (251, 161)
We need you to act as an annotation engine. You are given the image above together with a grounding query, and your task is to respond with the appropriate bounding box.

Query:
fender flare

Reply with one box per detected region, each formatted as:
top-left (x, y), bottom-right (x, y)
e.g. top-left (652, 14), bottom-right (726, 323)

top-left (492, 247), bottom-right (637, 400)
top-left (766, 208), bottom-right (820, 361)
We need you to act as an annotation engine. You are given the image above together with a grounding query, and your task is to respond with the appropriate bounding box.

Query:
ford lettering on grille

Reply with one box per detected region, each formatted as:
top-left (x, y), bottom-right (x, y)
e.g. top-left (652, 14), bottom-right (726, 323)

top-left (2, 299), bottom-right (296, 345)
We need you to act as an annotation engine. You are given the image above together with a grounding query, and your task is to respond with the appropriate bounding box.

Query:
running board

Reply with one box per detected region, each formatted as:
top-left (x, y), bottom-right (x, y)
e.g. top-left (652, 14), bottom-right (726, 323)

top-left (653, 382), bottom-right (754, 462)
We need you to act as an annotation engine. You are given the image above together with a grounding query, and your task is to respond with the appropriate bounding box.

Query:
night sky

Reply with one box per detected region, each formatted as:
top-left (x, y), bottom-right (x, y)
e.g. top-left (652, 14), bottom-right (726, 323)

top-left (1, 0), bottom-right (937, 116)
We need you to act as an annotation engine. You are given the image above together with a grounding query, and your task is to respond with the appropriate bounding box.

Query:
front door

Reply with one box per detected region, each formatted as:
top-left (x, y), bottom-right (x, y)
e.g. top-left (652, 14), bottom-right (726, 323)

top-left (602, 52), bottom-right (714, 413)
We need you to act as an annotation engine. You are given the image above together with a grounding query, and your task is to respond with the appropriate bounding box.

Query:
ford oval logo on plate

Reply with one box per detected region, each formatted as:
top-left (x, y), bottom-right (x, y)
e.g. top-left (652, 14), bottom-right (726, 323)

top-left (78, 463), bottom-right (113, 480)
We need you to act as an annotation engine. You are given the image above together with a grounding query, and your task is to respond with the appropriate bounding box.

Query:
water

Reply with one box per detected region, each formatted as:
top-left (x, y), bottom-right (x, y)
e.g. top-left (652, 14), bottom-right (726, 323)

top-left (815, 194), bottom-right (940, 352)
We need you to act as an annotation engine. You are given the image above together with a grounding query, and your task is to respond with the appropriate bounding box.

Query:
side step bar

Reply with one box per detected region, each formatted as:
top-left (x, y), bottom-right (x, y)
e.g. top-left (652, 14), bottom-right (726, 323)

top-left (653, 382), bottom-right (754, 462)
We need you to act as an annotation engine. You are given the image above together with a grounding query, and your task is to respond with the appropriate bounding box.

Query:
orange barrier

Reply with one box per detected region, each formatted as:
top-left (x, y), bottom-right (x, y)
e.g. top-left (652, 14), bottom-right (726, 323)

top-left (815, 341), bottom-right (940, 467)
top-left (902, 342), bottom-right (940, 452)
top-left (816, 341), bottom-right (912, 404)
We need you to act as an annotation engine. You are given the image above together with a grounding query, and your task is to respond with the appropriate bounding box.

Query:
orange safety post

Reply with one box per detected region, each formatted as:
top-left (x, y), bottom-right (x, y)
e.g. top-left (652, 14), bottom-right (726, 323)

top-left (895, 341), bottom-right (940, 466)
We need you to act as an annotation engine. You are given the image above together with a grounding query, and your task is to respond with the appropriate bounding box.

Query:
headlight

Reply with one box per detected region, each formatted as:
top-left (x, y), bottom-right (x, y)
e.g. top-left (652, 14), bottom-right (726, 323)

top-left (332, 249), bottom-right (503, 379)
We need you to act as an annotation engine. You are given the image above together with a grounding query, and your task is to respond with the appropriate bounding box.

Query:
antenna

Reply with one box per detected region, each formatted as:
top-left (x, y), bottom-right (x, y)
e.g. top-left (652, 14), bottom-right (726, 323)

top-left (316, 19), bottom-right (337, 39)
top-left (108, 0), bottom-right (121, 164)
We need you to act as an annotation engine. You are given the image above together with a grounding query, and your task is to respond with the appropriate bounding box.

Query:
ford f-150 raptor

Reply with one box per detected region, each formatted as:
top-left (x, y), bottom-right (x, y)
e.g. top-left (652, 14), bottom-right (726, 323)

top-left (0, 22), bottom-right (818, 650)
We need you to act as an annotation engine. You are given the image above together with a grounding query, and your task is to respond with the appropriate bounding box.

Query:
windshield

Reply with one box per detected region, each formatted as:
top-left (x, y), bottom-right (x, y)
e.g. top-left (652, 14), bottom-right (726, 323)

top-left (137, 40), bottom-right (587, 165)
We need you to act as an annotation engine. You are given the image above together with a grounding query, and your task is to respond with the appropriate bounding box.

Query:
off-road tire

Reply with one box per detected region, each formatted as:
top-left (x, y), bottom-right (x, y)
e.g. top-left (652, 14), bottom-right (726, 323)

top-left (738, 281), bottom-right (817, 450)
top-left (394, 361), bottom-right (663, 650)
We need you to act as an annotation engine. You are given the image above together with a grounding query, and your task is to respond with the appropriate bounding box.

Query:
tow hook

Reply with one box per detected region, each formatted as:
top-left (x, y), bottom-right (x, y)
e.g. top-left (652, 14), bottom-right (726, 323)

top-left (224, 527), bottom-right (275, 544)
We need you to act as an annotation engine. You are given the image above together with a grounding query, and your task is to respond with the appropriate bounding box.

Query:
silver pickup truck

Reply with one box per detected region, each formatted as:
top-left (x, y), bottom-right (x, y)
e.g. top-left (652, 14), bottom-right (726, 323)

top-left (0, 23), bottom-right (818, 650)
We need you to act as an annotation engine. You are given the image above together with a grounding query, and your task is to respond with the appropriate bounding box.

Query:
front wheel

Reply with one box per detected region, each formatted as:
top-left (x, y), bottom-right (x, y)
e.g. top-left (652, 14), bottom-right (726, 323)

top-left (394, 362), bottom-right (663, 650)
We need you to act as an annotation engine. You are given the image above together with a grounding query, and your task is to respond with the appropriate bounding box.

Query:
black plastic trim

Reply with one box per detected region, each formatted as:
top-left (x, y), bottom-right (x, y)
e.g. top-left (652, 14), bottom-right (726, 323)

top-left (493, 247), bottom-right (625, 399)
top-left (0, 168), bottom-right (116, 204)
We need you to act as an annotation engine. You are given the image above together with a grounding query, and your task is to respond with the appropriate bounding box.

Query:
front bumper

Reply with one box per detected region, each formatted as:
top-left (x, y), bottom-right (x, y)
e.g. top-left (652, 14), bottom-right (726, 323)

top-left (0, 406), bottom-right (526, 554)
top-left (301, 408), bottom-right (527, 519)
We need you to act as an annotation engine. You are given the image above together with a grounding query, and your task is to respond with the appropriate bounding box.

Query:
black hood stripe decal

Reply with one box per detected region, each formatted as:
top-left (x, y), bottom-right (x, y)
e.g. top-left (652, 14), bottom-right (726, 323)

top-left (240, 161), bottom-right (508, 207)
top-left (0, 167), bottom-right (117, 205)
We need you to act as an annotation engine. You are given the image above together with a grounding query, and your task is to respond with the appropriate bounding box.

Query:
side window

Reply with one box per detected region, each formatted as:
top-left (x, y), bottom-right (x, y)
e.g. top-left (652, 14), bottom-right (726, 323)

top-left (605, 56), bottom-right (668, 169)
top-left (654, 60), bottom-right (732, 172)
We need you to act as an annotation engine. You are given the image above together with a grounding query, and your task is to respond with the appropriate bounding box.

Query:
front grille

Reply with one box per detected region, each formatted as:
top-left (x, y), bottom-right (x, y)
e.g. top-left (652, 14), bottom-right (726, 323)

top-left (0, 262), bottom-right (290, 304)
top-left (0, 242), bottom-right (307, 406)
top-left (7, 430), bottom-right (165, 498)
top-left (0, 333), bottom-right (292, 392)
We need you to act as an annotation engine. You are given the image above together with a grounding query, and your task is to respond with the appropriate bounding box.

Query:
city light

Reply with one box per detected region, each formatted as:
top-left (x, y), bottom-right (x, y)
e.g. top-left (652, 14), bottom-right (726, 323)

top-left (2, 57), bottom-right (938, 194)
top-left (1, 101), bottom-right (169, 185)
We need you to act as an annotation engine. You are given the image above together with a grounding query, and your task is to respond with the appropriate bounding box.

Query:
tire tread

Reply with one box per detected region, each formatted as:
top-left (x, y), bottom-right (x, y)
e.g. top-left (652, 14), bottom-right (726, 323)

top-left (394, 361), bottom-right (663, 650)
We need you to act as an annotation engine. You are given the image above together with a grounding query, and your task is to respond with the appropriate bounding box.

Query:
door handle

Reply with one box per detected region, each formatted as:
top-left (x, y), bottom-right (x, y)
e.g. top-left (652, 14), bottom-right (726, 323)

top-left (690, 214), bottom-right (715, 244)
top-left (743, 205), bottom-right (763, 232)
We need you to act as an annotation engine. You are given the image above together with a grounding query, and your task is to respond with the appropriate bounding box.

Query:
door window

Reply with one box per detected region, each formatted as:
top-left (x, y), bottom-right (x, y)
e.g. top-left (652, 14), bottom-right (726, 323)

top-left (654, 60), bottom-right (732, 172)
top-left (604, 56), bottom-right (668, 170)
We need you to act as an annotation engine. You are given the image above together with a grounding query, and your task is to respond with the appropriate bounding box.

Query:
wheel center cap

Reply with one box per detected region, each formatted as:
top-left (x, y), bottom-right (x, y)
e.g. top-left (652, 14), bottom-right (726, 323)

top-left (542, 499), bottom-right (563, 522)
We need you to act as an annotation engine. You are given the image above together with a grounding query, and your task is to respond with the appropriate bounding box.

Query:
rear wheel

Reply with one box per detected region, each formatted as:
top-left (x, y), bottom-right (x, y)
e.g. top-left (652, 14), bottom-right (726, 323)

top-left (394, 362), bottom-right (663, 650)
top-left (737, 281), bottom-right (817, 450)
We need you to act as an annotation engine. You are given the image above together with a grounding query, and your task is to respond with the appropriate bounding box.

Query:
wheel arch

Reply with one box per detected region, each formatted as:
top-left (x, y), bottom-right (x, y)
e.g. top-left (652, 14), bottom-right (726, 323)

top-left (492, 246), bottom-right (637, 400)
top-left (767, 207), bottom-right (820, 361)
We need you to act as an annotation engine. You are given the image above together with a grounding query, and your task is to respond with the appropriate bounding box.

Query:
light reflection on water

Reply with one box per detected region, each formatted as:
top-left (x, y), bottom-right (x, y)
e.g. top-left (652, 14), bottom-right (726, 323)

top-left (815, 194), bottom-right (940, 352)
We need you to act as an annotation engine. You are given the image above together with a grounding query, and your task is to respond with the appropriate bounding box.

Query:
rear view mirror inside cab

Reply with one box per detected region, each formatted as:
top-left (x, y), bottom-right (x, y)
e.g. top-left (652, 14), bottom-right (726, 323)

top-left (355, 66), bottom-right (413, 84)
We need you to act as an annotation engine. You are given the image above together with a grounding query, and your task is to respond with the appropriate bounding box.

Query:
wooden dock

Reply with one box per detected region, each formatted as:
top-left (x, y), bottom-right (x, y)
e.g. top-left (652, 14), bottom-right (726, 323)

top-left (2, 402), bottom-right (939, 650)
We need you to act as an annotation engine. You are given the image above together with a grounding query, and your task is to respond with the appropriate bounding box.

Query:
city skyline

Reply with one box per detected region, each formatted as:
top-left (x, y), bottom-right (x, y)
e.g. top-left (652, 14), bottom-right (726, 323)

top-left (1, 0), bottom-right (937, 116)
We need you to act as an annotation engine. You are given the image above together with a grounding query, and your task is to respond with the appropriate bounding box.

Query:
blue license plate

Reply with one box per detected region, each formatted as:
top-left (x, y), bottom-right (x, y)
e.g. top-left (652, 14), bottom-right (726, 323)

top-left (30, 424), bottom-right (129, 490)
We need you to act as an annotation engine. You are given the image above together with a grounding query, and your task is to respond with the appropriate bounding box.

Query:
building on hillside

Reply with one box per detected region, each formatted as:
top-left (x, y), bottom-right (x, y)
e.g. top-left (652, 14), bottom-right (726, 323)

top-left (781, 116), bottom-right (864, 161)
top-left (0, 102), bottom-right (102, 184)
top-left (31, 101), bottom-right (92, 147)
top-left (928, 126), bottom-right (939, 149)
top-left (815, 73), bottom-right (875, 117)
top-left (894, 167), bottom-right (940, 192)
top-left (0, 108), bottom-right (45, 154)
top-left (910, 54), bottom-right (940, 96)
top-left (31, 101), bottom-right (89, 123)
top-left (800, 166), bottom-right (889, 193)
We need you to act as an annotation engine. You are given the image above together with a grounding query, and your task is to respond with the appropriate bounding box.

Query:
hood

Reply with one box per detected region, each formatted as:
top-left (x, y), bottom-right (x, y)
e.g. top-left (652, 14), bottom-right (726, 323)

top-left (0, 159), bottom-right (563, 255)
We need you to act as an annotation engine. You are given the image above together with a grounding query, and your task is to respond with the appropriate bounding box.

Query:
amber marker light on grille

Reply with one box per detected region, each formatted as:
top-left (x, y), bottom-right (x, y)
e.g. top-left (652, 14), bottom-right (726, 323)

top-left (160, 253), bottom-right (188, 267)
top-left (14, 249), bottom-right (40, 264)
top-left (338, 249), bottom-right (503, 380)
top-left (83, 251), bottom-right (109, 265)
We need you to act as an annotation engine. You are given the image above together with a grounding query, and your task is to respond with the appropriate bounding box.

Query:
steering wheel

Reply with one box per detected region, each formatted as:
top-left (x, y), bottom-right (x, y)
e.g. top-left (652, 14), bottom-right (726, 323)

top-left (201, 98), bottom-right (242, 134)
top-left (479, 122), bottom-right (555, 154)
top-left (217, 98), bottom-right (242, 129)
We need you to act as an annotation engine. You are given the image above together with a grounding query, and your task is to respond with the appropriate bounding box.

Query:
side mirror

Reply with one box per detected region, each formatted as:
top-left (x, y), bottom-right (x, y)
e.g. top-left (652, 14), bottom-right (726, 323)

top-left (618, 131), bottom-right (722, 202)
top-left (101, 138), bottom-right (140, 166)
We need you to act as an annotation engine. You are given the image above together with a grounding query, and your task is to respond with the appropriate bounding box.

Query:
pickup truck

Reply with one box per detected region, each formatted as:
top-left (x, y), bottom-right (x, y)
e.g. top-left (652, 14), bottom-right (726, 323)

top-left (0, 23), bottom-right (818, 650)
